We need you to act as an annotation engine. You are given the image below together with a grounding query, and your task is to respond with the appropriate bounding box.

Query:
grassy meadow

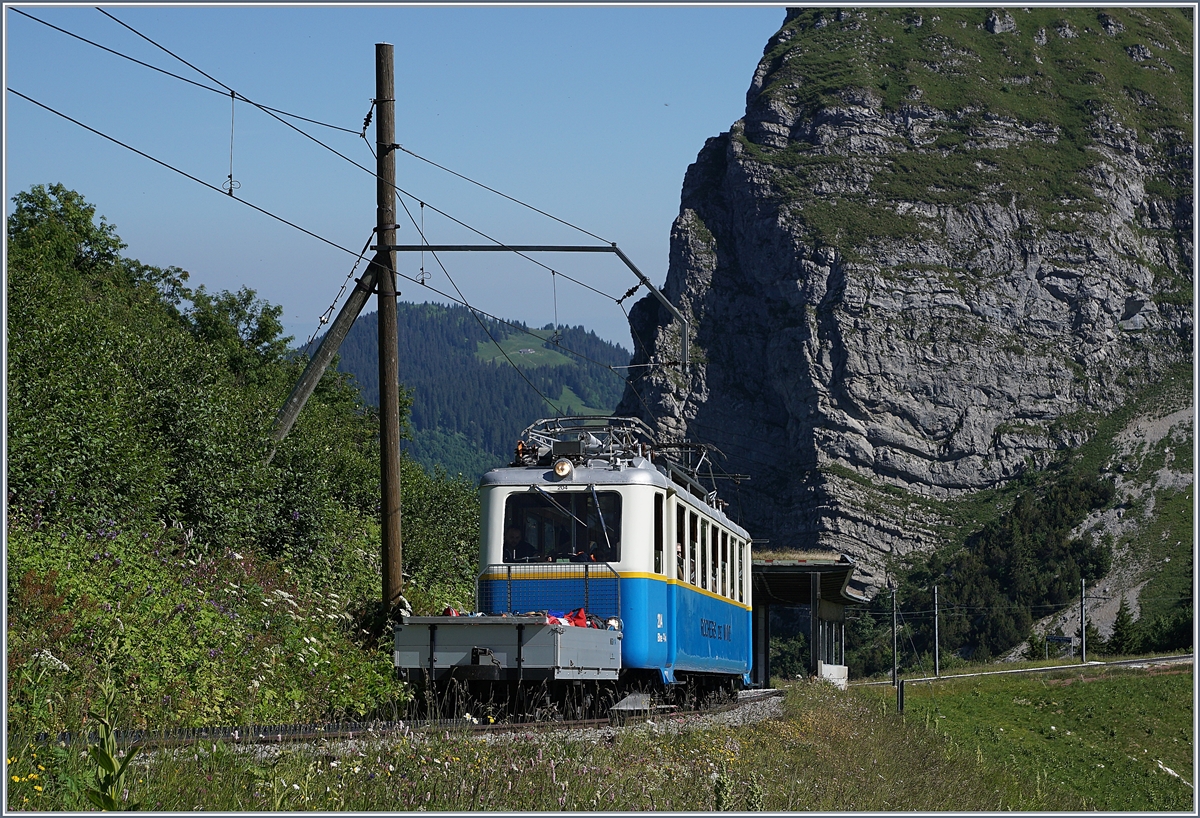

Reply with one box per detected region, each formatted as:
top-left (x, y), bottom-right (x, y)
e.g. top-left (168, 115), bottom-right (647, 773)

top-left (8, 665), bottom-right (1192, 811)
top-left (864, 661), bottom-right (1195, 812)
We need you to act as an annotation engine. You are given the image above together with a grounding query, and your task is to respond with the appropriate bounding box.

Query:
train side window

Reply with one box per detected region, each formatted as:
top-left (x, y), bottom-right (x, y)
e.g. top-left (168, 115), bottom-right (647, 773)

top-left (676, 504), bottom-right (685, 580)
top-left (738, 540), bottom-right (745, 602)
top-left (688, 511), bottom-right (698, 585)
top-left (708, 523), bottom-right (716, 593)
top-left (700, 520), bottom-right (708, 590)
top-left (731, 537), bottom-right (738, 601)
top-left (721, 530), bottom-right (729, 597)
top-left (654, 492), bottom-right (664, 574)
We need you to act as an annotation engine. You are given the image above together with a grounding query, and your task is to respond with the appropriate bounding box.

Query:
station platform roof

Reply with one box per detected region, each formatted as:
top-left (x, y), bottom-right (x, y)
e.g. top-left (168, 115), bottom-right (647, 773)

top-left (751, 554), bottom-right (869, 607)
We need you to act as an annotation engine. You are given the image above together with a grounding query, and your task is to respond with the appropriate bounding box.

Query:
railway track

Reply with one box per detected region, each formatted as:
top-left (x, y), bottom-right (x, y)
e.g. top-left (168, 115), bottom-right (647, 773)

top-left (35, 688), bottom-right (786, 751)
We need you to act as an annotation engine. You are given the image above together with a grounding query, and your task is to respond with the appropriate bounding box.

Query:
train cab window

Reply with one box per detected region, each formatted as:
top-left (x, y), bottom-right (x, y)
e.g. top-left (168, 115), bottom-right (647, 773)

top-left (653, 492), bottom-right (664, 574)
top-left (676, 505), bottom-right (686, 581)
top-left (700, 520), bottom-right (708, 589)
top-left (688, 511), bottom-right (698, 585)
top-left (502, 490), bottom-right (621, 563)
top-left (720, 530), bottom-right (729, 597)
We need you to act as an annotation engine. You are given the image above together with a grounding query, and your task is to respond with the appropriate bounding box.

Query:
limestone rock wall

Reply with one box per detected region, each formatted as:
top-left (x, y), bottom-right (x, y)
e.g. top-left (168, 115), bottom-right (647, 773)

top-left (618, 8), bottom-right (1193, 592)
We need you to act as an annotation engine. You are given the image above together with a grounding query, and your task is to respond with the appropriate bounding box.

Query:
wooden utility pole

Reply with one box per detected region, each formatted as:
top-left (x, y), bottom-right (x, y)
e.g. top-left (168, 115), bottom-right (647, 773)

top-left (374, 43), bottom-right (404, 611)
top-left (1080, 579), bottom-right (1086, 663)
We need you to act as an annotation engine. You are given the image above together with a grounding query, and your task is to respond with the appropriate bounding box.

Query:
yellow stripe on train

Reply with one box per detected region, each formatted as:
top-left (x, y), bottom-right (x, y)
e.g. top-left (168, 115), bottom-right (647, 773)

top-left (479, 570), bottom-right (751, 611)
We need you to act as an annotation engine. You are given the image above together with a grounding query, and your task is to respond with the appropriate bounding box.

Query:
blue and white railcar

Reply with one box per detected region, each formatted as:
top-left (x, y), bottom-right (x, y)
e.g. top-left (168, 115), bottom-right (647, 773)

top-left (475, 417), bottom-right (753, 690)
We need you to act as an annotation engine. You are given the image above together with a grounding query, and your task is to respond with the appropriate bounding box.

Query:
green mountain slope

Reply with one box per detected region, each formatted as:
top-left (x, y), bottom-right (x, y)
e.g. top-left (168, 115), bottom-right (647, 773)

top-left (326, 303), bottom-right (631, 478)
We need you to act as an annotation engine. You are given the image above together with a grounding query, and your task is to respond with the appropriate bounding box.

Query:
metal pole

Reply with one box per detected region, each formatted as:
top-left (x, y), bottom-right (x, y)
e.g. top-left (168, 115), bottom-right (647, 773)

top-left (891, 585), bottom-right (898, 687)
top-left (810, 573), bottom-right (820, 677)
top-left (1080, 579), bottom-right (1086, 663)
top-left (375, 43), bottom-right (403, 611)
top-left (934, 584), bottom-right (940, 678)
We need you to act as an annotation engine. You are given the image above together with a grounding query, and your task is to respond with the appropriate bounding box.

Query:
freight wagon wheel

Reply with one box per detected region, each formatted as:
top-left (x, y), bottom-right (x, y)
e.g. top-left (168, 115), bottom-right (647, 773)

top-left (596, 683), bottom-right (619, 719)
top-left (466, 681), bottom-right (508, 724)
top-left (678, 676), bottom-right (701, 711)
top-left (564, 682), bottom-right (595, 721)
top-left (524, 680), bottom-right (560, 722)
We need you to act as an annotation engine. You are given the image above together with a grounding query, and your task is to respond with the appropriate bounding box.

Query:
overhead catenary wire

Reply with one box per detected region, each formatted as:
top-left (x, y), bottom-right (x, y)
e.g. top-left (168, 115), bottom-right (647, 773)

top-left (25, 12), bottom-right (707, 443)
top-left (7, 87), bottom-right (622, 387)
top-left (392, 190), bottom-right (562, 415)
top-left (69, 8), bottom-right (685, 413)
top-left (13, 8), bottom-right (359, 135)
top-left (33, 8), bottom-right (616, 301)
top-left (9, 88), bottom-right (365, 259)
top-left (94, 8), bottom-right (622, 307)
top-left (15, 17), bottom-right (636, 384)
top-left (393, 143), bottom-right (610, 244)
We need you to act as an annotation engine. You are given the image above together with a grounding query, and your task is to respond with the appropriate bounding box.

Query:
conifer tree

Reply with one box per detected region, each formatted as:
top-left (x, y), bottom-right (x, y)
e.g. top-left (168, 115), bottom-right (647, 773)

top-left (1107, 594), bottom-right (1140, 657)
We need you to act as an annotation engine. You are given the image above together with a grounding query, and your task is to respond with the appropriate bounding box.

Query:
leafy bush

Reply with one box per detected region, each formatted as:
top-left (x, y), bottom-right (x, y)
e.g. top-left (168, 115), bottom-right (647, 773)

top-left (6, 185), bottom-right (480, 732)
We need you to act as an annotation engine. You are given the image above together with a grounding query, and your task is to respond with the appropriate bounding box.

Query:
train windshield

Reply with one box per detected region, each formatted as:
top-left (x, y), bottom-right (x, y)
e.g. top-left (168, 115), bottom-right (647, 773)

top-left (503, 490), bottom-right (621, 564)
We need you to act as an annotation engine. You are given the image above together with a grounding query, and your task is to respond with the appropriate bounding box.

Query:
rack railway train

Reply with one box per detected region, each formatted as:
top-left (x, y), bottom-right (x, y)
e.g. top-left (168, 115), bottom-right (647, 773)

top-left (394, 416), bottom-right (754, 718)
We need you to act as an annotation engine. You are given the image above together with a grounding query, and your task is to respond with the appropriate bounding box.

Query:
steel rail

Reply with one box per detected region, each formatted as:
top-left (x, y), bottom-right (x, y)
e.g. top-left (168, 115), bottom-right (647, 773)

top-left (34, 689), bottom-right (785, 751)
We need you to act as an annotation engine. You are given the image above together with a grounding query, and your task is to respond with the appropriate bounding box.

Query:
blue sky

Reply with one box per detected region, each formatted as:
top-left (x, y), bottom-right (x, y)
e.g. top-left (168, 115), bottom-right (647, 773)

top-left (5, 3), bottom-right (786, 348)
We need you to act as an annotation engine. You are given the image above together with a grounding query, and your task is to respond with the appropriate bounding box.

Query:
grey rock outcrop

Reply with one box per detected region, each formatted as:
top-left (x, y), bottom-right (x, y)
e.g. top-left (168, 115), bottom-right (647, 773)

top-left (617, 8), bottom-right (1193, 592)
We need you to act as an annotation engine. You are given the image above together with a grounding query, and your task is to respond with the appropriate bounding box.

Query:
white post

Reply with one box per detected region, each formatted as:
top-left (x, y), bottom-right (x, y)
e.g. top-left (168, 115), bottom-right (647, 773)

top-left (934, 584), bottom-right (940, 678)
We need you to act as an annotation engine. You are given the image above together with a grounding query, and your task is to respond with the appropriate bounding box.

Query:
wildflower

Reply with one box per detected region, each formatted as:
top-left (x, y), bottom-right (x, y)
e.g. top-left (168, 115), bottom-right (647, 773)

top-left (34, 786), bottom-right (42, 793)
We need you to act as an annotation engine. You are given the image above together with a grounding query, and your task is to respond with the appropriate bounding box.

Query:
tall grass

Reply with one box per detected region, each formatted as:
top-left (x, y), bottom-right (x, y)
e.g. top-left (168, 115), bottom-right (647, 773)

top-left (9, 677), bottom-right (1137, 811)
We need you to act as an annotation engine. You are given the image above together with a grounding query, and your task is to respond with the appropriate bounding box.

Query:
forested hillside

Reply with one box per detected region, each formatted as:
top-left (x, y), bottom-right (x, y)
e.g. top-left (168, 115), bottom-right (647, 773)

top-left (327, 304), bottom-right (631, 477)
top-left (6, 185), bottom-right (478, 734)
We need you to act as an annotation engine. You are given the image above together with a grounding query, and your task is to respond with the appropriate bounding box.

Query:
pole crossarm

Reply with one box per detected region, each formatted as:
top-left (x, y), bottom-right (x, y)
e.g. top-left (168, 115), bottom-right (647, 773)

top-left (378, 243), bottom-right (691, 373)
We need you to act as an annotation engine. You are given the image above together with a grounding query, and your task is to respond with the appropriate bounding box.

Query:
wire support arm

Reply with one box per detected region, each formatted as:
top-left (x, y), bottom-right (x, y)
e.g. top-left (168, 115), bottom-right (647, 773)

top-left (378, 243), bottom-right (690, 374)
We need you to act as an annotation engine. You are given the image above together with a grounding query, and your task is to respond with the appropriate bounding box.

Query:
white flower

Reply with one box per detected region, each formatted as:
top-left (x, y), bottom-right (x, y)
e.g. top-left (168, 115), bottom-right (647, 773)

top-left (33, 649), bottom-right (70, 673)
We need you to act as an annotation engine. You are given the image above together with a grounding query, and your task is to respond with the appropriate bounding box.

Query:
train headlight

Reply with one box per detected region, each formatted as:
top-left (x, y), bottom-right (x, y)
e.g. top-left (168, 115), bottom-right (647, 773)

top-left (552, 457), bottom-right (574, 478)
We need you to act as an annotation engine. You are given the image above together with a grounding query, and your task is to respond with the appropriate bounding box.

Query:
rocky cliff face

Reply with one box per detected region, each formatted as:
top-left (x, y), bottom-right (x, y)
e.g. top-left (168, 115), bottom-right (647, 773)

top-left (617, 7), bottom-right (1193, 592)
